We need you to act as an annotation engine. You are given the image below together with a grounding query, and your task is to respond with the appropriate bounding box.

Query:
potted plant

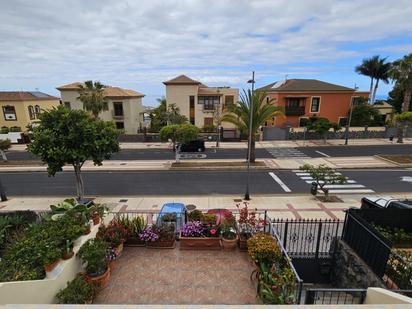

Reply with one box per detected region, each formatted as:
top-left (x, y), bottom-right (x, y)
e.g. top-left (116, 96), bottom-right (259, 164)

top-left (62, 239), bottom-right (75, 260)
top-left (188, 209), bottom-right (203, 222)
top-left (221, 213), bottom-right (238, 250)
top-left (237, 202), bottom-right (266, 251)
top-left (56, 275), bottom-right (97, 304)
top-left (96, 220), bottom-right (127, 256)
top-left (118, 215), bottom-right (146, 246)
top-left (77, 239), bottom-right (110, 289)
top-left (162, 212), bottom-right (177, 223)
top-left (180, 216), bottom-right (221, 250)
top-left (88, 204), bottom-right (107, 225)
top-left (44, 245), bottom-right (62, 272)
top-left (140, 224), bottom-right (176, 248)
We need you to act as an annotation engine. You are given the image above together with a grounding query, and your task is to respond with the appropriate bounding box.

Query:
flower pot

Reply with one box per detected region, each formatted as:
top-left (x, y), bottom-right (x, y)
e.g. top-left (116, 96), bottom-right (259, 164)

top-left (45, 259), bottom-right (61, 272)
top-left (239, 238), bottom-right (248, 251)
top-left (114, 242), bottom-right (124, 257)
top-left (180, 233), bottom-right (221, 250)
top-left (222, 235), bottom-right (238, 250)
top-left (85, 299), bottom-right (93, 304)
top-left (62, 250), bottom-right (75, 260)
top-left (125, 237), bottom-right (145, 247)
top-left (85, 266), bottom-right (111, 290)
top-left (147, 239), bottom-right (176, 249)
top-left (92, 215), bottom-right (100, 225)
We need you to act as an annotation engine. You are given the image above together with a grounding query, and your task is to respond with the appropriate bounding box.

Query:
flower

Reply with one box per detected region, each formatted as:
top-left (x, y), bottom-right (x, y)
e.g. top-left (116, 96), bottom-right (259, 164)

top-left (139, 226), bottom-right (159, 242)
top-left (181, 221), bottom-right (205, 237)
top-left (210, 229), bottom-right (216, 235)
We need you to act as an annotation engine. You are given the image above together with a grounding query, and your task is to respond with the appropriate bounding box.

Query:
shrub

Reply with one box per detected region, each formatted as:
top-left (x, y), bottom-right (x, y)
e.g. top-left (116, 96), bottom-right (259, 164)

top-left (201, 124), bottom-right (216, 133)
top-left (188, 209), bottom-right (203, 222)
top-left (77, 239), bottom-right (108, 276)
top-left (248, 233), bottom-right (281, 266)
top-left (201, 213), bottom-right (217, 225)
top-left (56, 275), bottom-right (96, 304)
top-left (118, 215), bottom-right (146, 238)
top-left (96, 220), bottom-right (127, 248)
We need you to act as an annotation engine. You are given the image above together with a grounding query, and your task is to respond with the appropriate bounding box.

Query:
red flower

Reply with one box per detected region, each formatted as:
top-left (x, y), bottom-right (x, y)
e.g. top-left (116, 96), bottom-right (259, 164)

top-left (210, 229), bottom-right (217, 235)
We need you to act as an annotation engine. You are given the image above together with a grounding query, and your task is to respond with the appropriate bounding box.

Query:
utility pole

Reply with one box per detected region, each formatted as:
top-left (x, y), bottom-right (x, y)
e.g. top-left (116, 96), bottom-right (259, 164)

top-left (345, 85), bottom-right (359, 145)
top-left (245, 71), bottom-right (255, 201)
top-left (215, 88), bottom-right (221, 148)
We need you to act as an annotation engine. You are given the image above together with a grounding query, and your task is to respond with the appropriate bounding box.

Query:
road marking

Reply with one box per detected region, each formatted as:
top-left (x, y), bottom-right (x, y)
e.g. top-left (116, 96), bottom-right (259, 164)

top-left (315, 150), bottom-right (330, 157)
top-left (322, 184), bottom-right (365, 189)
top-left (401, 176), bottom-right (412, 182)
top-left (305, 180), bottom-right (357, 184)
top-left (268, 172), bottom-right (291, 192)
top-left (320, 189), bottom-right (375, 194)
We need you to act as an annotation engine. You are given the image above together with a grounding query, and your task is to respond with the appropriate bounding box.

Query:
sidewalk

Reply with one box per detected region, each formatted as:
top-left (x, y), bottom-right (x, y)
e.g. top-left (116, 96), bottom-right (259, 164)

top-left (9, 138), bottom-right (412, 151)
top-left (2, 193), bottom-right (412, 221)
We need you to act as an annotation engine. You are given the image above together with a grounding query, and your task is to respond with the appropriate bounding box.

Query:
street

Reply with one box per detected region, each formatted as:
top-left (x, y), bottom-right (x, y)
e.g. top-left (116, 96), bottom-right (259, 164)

top-left (1, 169), bottom-right (411, 196)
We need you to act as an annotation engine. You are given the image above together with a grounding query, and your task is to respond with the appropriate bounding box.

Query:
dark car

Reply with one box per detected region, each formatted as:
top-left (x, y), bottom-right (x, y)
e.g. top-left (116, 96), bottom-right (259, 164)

top-left (175, 140), bottom-right (205, 152)
top-left (361, 196), bottom-right (412, 209)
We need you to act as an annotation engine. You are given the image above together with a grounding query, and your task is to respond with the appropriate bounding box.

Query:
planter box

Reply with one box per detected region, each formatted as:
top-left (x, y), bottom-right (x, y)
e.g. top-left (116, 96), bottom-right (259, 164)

top-left (239, 238), bottom-right (248, 251)
top-left (124, 237), bottom-right (146, 247)
top-left (147, 239), bottom-right (176, 249)
top-left (180, 234), bottom-right (221, 250)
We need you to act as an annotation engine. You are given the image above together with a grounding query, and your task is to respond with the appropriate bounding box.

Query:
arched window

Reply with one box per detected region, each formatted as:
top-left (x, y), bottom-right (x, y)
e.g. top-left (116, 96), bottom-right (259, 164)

top-left (28, 106), bottom-right (35, 120)
top-left (34, 105), bottom-right (41, 118)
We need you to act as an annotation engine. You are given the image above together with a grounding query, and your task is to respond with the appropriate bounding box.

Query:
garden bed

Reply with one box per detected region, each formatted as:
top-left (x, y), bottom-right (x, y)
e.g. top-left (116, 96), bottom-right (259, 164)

top-left (377, 155), bottom-right (412, 166)
top-left (171, 161), bottom-right (267, 170)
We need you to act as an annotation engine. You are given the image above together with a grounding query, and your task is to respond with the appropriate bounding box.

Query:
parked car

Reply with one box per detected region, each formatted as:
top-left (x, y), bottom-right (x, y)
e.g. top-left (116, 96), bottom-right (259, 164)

top-left (174, 140), bottom-right (205, 152)
top-left (361, 196), bottom-right (412, 209)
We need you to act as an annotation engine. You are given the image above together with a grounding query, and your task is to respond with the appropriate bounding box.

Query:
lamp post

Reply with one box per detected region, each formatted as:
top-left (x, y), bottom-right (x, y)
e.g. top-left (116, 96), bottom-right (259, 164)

top-left (344, 85), bottom-right (359, 145)
top-left (215, 88), bottom-right (221, 148)
top-left (245, 71), bottom-right (255, 201)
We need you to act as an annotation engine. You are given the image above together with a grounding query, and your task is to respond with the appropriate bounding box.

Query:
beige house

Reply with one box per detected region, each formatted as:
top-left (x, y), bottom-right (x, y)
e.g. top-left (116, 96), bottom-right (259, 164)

top-left (0, 91), bottom-right (60, 131)
top-left (57, 82), bottom-right (145, 134)
top-left (163, 75), bottom-right (239, 129)
top-left (373, 101), bottom-right (395, 123)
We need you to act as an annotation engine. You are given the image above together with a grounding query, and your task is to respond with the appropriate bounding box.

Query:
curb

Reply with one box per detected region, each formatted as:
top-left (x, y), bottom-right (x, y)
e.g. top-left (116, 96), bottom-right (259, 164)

top-left (374, 155), bottom-right (412, 168)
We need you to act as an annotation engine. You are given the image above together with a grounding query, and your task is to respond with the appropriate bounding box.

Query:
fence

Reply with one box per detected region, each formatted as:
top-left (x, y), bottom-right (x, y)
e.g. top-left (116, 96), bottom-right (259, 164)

top-left (304, 288), bottom-right (367, 304)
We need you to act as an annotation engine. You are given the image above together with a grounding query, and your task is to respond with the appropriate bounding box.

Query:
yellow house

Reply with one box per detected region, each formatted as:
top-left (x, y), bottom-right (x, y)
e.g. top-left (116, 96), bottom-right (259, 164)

top-left (0, 91), bottom-right (60, 132)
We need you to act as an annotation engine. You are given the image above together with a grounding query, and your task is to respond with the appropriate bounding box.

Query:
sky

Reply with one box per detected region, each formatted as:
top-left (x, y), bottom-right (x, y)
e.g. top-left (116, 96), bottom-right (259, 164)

top-left (1, 0), bottom-right (411, 106)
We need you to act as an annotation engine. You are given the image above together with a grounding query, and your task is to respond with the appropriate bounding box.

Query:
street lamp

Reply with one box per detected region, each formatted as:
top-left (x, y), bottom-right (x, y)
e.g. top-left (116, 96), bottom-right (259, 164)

top-left (344, 85), bottom-right (359, 145)
top-left (215, 88), bottom-right (221, 148)
top-left (245, 71), bottom-right (255, 201)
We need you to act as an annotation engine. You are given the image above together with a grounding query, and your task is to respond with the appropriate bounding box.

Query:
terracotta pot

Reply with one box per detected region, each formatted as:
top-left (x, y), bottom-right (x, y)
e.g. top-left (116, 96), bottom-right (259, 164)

top-left (114, 242), bottom-right (124, 257)
top-left (180, 233), bottom-right (221, 250)
top-left (85, 266), bottom-right (111, 290)
top-left (85, 299), bottom-right (93, 304)
top-left (239, 238), bottom-right (248, 251)
top-left (92, 215), bottom-right (100, 225)
top-left (125, 237), bottom-right (145, 247)
top-left (44, 259), bottom-right (61, 272)
top-left (108, 259), bottom-right (116, 272)
top-left (147, 239), bottom-right (176, 249)
top-left (222, 235), bottom-right (238, 250)
top-left (62, 250), bottom-right (74, 260)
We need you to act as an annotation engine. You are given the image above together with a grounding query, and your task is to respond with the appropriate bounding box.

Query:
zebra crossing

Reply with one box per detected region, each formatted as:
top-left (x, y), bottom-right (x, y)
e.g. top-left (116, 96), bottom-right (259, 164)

top-left (265, 147), bottom-right (310, 159)
top-left (292, 170), bottom-right (375, 194)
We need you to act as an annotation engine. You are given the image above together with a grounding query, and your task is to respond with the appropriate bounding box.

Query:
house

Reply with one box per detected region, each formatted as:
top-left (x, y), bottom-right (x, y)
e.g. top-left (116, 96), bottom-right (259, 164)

top-left (258, 79), bottom-right (369, 128)
top-left (163, 75), bottom-right (239, 129)
top-left (373, 101), bottom-right (395, 123)
top-left (0, 91), bottom-right (60, 132)
top-left (57, 82), bottom-right (145, 134)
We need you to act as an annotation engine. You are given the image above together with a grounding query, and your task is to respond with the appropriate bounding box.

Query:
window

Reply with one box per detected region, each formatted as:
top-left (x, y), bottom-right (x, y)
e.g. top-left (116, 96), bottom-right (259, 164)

top-left (311, 97), bottom-right (320, 113)
top-left (352, 97), bottom-right (363, 106)
top-left (189, 96), bottom-right (195, 124)
top-left (339, 117), bottom-right (348, 126)
top-left (3, 105), bottom-right (17, 121)
top-left (113, 102), bottom-right (124, 116)
top-left (204, 117), bottom-right (213, 126)
top-left (224, 95), bottom-right (234, 109)
top-left (199, 96), bottom-right (218, 110)
top-left (64, 102), bottom-right (71, 109)
top-left (287, 98), bottom-right (300, 108)
top-left (28, 105), bottom-right (35, 120)
top-left (34, 105), bottom-right (41, 118)
top-left (115, 122), bottom-right (124, 129)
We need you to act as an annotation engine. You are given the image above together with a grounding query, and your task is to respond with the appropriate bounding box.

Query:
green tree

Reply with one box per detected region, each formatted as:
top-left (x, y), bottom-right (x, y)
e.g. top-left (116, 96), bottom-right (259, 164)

top-left (221, 90), bottom-right (284, 162)
top-left (77, 81), bottom-right (108, 118)
top-left (351, 103), bottom-right (379, 126)
top-left (159, 124), bottom-right (199, 144)
top-left (307, 118), bottom-right (338, 144)
top-left (149, 98), bottom-right (187, 132)
top-left (28, 106), bottom-right (120, 201)
top-left (300, 164), bottom-right (347, 201)
top-left (388, 82), bottom-right (412, 113)
top-left (0, 139), bottom-right (11, 161)
top-left (395, 111), bottom-right (412, 143)
top-left (390, 53), bottom-right (412, 112)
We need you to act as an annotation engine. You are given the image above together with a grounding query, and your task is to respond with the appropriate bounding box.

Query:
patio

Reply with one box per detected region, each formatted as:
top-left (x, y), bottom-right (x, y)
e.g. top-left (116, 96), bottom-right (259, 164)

top-left (94, 247), bottom-right (257, 305)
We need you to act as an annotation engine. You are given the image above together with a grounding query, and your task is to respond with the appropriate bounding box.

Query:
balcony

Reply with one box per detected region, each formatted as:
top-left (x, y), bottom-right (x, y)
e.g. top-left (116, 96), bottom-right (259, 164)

top-left (285, 105), bottom-right (305, 116)
top-left (112, 110), bottom-right (124, 119)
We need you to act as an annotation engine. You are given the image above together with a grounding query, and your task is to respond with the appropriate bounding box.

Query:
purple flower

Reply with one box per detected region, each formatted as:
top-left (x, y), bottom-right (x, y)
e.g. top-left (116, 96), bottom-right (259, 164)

top-left (139, 226), bottom-right (159, 242)
top-left (181, 221), bottom-right (205, 237)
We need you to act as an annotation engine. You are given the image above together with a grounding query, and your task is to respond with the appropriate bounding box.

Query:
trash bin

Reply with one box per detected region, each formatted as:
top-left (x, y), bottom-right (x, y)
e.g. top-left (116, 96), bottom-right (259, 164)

top-left (310, 182), bottom-right (318, 196)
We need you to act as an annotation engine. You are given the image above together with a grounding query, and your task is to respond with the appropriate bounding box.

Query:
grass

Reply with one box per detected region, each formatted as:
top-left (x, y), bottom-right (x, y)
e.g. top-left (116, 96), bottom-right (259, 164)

top-left (171, 161), bottom-right (266, 168)
top-left (378, 155), bottom-right (412, 165)
top-left (0, 160), bottom-right (42, 166)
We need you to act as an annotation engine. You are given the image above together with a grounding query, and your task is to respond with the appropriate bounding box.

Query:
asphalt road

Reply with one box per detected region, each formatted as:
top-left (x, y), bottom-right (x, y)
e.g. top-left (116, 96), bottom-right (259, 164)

top-left (1, 169), bottom-right (411, 196)
top-left (5, 144), bottom-right (412, 161)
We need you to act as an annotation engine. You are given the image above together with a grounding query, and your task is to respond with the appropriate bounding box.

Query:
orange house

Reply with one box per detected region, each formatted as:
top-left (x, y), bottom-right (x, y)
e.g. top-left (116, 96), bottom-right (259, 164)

top-left (258, 79), bottom-right (369, 128)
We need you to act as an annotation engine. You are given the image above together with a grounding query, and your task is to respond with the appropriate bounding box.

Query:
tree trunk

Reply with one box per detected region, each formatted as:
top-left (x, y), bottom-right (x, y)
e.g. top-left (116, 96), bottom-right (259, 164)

top-left (73, 163), bottom-right (84, 201)
top-left (396, 125), bottom-right (404, 144)
top-left (371, 79), bottom-right (379, 104)
top-left (0, 150), bottom-right (7, 162)
top-left (249, 136), bottom-right (256, 163)
top-left (402, 88), bottom-right (412, 112)
top-left (323, 133), bottom-right (327, 145)
top-left (368, 77), bottom-right (374, 103)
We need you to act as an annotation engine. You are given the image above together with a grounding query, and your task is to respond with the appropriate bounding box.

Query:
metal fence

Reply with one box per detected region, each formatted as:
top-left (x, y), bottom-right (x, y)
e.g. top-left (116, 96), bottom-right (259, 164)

top-left (271, 219), bottom-right (343, 258)
top-left (304, 288), bottom-right (367, 304)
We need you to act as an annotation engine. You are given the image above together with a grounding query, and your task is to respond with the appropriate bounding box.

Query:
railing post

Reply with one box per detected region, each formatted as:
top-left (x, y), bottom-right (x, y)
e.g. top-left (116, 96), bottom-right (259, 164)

top-left (283, 220), bottom-right (289, 249)
top-left (315, 222), bottom-right (323, 260)
top-left (264, 210), bottom-right (268, 233)
top-left (304, 289), bottom-right (315, 304)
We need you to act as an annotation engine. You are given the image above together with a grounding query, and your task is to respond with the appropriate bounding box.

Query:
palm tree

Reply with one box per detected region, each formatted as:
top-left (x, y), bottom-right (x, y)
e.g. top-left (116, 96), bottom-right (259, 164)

top-left (390, 53), bottom-right (412, 113)
top-left (77, 81), bottom-right (108, 118)
top-left (221, 89), bottom-right (284, 163)
top-left (355, 56), bottom-right (376, 102)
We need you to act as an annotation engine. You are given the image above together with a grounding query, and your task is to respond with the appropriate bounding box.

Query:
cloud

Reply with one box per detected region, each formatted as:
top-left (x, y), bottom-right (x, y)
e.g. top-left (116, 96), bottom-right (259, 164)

top-left (0, 0), bottom-right (411, 104)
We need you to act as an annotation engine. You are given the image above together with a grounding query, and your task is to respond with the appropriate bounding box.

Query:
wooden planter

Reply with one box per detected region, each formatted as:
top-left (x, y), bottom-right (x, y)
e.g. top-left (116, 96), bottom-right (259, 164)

top-left (125, 237), bottom-right (145, 247)
top-left (85, 266), bottom-right (111, 290)
top-left (180, 234), bottom-right (221, 250)
top-left (147, 239), bottom-right (176, 249)
top-left (238, 238), bottom-right (248, 251)
top-left (44, 259), bottom-right (61, 272)
top-left (222, 235), bottom-right (238, 250)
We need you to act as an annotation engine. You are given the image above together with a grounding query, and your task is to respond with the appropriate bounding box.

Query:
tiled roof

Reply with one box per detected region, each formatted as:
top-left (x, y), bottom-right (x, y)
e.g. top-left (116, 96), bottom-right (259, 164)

top-left (258, 79), bottom-right (355, 92)
top-left (163, 75), bottom-right (201, 85)
top-left (57, 82), bottom-right (144, 98)
top-left (198, 88), bottom-right (223, 96)
top-left (0, 91), bottom-right (59, 101)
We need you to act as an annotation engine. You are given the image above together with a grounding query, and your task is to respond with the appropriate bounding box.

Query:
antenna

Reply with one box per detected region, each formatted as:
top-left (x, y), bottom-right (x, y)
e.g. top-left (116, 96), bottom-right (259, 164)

top-left (354, 83), bottom-right (359, 91)
top-left (285, 74), bottom-right (289, 81)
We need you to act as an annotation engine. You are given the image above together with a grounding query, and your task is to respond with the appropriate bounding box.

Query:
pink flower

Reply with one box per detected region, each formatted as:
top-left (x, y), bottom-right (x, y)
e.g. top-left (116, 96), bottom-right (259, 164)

top-left (210, 229), bottom-right (216, 235)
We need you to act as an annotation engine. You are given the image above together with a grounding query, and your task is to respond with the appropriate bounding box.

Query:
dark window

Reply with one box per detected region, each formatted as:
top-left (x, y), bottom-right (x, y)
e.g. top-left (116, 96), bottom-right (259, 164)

top-left (199, 96), bottom-right (218, 110)
top-left (352, 97), bottom-right (362, 106)
top-left (311, 97), bottom-right (320, 113)
top-left (34, 105), bottom-right (41, 118)
top-left (204, 117), bottom-right (213, 126)
top-left (339, 117), bottom-right (348, 126)
top-left (224, 95), bottom-right (234, 109)
top-left (115, 122), bottom-right (124, 129)
top-left (64, 102), bottom-right (71, 109)
top-left (113, 102), bottom-right (124, 116)
top-left (189, 96), bottom-right (195, 124)
top-left (28, 105), bottom-right (35, 120)
top-left (3, 105), bottom-right (17, 121)
top-left (287, 98), bottom-right (300, 107)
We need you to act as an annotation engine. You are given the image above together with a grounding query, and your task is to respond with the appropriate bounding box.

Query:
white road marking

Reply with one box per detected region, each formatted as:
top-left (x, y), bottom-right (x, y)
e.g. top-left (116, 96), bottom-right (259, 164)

top-left (401, 176), bottom-right (412, 182)
top-left (315, 150), bottom-right (331, 157)
top-left (322, 184), bottom-right (365, 189)
top-left (305, 180), bottom-right (357, 184)
top-left (320, 189), bottom-right (375, 194)
top-left (268, 172), bottom-right (291, 192)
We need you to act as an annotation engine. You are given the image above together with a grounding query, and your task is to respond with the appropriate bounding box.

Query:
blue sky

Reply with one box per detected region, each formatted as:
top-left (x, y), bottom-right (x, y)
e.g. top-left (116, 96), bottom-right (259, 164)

top-left (1, 0), bottom-right (411, 106)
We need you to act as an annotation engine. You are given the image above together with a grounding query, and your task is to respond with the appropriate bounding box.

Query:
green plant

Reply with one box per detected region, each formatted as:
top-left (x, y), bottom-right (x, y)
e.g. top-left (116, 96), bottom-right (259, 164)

top-left (248, 233), bottom-right (281, 266)
top-left (188, 209), bottom-right (203, 222)
top-left (201, 213), bottom-right (217, 225)
top-left (386, 249), bottom-right (412, 289)
top-left (221, 214), bottom-right (237, 240)
top-left (162, 212), bottom-right (177, 222)
top-left (56, 275), bottom-right (97, 304)
top-left (78, 239), bottom-right (108, 276)
top-left (153, 224), bottom-right (176, 241)
top-left (159, 123), bottom-right (199, 143)
top-left (96, 220), bottom-right (127, 248)
top-left (44, 245), bottom-right (63, 265)
top-left (373, 225), bottom-right (412, 245)
top-left (118, 215), bottom-right (146, 238)
top-left (0, 139), bottom-right (12, 161)
top-left (88, 204), bottom-right (107, 220)
top-left (201, 124), bottom-right (216, 133)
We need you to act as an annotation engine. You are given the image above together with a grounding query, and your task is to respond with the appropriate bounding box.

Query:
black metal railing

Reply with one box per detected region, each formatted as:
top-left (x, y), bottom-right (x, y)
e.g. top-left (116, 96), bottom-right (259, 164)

top-left (304, 288), bottom-right (367, 304)
top-left (285, 106), bottom-right (305, 116)
top-left (271, 219), bottom-right (343, 258)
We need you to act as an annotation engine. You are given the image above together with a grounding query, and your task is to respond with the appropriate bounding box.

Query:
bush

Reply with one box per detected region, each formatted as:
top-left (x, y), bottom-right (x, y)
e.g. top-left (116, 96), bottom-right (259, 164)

top-left (201, 124), bottom-right (216, 133)
top-left (56, 275), bottom-right (96, 304)
top-left (77, 239), bottom-right (108, 276)
top-left (159, 124), bottom-right (199, 143)
top-left (248, 233), bottom-right (281, 266)
top-left (188, 209), bottom-right (203, 222)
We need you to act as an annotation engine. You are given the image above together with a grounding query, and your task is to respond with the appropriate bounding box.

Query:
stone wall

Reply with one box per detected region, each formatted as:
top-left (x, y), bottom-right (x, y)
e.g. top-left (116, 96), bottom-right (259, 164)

top-left (331, 239), bottom-right (386, 289)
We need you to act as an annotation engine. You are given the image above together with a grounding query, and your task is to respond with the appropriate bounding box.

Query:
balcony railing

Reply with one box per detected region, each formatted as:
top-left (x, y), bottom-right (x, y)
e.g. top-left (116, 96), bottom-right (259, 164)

top-left (285, 106), bottom-right (305, 116)
top-left (112, 110), bottom-right (124, 119)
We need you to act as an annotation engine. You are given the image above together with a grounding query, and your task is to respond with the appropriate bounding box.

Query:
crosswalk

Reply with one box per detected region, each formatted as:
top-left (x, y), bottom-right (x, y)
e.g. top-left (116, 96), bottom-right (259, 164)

top-left (265, 147), bottom-right (310, 159)
top-left (293, 170), bottom-right (375, 194)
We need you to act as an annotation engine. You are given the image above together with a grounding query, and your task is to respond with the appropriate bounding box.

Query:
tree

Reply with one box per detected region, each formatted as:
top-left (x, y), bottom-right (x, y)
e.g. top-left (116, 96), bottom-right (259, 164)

top-left (300, 164), bottom-right (347, 201)
top-left (28, 106), bottom-right (120, 201)
top-left (390, 53), bottom-right (412, 112)
top-left (149, 98), bottom-right (187, 132)
top-left (355, 56), bottom-right (377, 102)
top-left (0, 139), bottom-right (11, 161)
top-left (388, 82), bottom-right (412, 113)
top-left (307, 118), bottom-right (338, 144)
top-left (159, 124), bottom-right (199, 144)
top-left (395, 111), bottom-right (412, 143)
top-left (77, 81), bottom-right (108, 118)
top-left (221, 89), bottom-right (284, 162)
top-left (351, 103), bottom-right (379, 126)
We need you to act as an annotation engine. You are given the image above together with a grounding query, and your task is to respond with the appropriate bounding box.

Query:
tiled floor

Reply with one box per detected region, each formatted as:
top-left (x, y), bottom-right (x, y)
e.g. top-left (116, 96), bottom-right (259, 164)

top-left (95, 246), bottom-right (257, 305)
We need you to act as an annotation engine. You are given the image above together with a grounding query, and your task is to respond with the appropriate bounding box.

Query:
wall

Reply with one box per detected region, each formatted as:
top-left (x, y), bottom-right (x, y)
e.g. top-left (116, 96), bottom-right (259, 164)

top-left (331, 240), bottom-right (386, 289)
top-left (365, 288), bottom-right (412, 304)
top-left (0, 132), bottom-right (22, 143)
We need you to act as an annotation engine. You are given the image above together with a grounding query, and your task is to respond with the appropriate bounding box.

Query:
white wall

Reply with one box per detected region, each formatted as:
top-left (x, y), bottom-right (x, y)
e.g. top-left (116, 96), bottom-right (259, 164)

top-left (0, 132), bottom-right (21, 143)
